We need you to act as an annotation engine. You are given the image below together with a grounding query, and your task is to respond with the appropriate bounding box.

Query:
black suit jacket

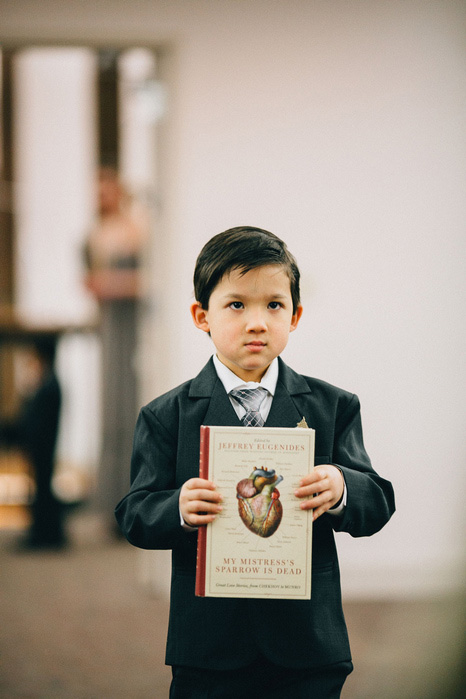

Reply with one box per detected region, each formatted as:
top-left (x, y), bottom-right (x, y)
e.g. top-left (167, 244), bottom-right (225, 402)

top-left (115, 358), bottom-right (395, 670)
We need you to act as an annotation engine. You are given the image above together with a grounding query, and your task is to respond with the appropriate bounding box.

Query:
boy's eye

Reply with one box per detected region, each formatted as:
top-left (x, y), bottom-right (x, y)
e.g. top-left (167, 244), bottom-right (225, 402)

top-left (268, 301), bottom-right (282, 310)
top-left (229, 301), bottom-right (244, 310)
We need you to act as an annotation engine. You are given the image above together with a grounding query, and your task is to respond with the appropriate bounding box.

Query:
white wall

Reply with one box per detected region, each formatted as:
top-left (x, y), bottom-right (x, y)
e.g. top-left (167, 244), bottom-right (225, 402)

top-left (13, 47), bottom-right (97, 324)
top-left (2, 0), bottom-right (465, 597)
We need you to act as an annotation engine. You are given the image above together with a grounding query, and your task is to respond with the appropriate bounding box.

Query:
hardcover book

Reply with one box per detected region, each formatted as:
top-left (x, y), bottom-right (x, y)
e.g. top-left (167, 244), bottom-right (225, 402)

top-left (195, 425), bottom-right (315, 600)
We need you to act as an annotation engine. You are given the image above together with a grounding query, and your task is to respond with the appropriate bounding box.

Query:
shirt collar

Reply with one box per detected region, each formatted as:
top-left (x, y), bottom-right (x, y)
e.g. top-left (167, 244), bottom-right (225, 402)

top-left (213, 355), bottom-right (278, 396)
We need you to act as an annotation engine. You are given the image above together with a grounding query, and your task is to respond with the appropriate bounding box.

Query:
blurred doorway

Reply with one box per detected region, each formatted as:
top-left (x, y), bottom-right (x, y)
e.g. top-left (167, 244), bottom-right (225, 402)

top-left (0, 45), bottom-right (166, 526)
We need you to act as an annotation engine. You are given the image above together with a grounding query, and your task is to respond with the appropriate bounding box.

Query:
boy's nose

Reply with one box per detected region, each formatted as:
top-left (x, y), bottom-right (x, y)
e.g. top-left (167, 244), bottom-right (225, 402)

top-left (245, 311), bottom-right (267, 332)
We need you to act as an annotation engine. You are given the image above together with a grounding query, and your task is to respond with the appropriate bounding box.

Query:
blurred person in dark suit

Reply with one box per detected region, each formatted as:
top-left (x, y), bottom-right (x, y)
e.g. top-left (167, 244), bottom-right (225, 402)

top-left (0, 334), bottom-right (66, 550)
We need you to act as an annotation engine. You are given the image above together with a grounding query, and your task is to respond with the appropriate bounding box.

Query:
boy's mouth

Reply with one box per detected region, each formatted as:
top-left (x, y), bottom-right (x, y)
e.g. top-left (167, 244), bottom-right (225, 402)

top-left (245, 341), bottom-right (266, 351)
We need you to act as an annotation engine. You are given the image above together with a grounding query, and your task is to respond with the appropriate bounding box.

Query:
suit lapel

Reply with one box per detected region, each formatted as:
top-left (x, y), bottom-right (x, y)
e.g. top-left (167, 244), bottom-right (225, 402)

top-left (189, 358), bottom-right (241, 426)
top-left (203, 378), bottom-right (241, 426)
top-left (264, 379), bottom-right (303, 427)
top-left (265, 358), bottom-right (313, 428)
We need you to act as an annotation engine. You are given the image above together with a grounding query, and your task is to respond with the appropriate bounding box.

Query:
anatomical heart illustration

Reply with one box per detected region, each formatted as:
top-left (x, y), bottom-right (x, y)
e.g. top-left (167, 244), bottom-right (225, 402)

top-left (236, 467), bottom-right (283, 537)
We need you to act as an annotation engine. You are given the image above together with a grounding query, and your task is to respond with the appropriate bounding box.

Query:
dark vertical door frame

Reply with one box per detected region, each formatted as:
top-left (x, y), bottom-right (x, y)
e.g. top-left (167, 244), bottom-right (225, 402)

top-left (97, 49), bottom-right (119, 169)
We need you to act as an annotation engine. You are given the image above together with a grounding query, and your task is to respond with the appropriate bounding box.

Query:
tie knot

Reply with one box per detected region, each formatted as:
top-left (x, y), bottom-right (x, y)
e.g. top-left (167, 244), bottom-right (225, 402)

top-left (229, 387), bottom-right (268, 427)
top-left (230, 387), bottom-right (268, 412)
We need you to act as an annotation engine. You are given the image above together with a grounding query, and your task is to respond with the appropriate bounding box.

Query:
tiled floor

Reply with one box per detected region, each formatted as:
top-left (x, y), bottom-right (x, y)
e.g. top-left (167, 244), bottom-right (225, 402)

top-left (0, 509), bottom-right (464, 698)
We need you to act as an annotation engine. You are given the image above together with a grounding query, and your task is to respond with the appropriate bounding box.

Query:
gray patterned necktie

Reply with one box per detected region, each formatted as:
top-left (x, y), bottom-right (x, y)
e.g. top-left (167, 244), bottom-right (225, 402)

top-left (229, 387), bottom-right (268, 427)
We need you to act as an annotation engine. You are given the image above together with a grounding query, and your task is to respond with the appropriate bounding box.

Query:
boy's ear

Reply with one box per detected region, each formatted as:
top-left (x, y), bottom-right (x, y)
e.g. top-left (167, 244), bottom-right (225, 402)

top-left (290, 305), bottom-right (303, 332)
top-left (190, 302), bottom-right (210, 333)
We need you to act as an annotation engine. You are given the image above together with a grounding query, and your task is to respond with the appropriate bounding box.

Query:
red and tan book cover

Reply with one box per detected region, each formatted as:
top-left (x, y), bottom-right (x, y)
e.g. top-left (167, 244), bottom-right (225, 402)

top-left (196, 425), bottom-right (315, 600)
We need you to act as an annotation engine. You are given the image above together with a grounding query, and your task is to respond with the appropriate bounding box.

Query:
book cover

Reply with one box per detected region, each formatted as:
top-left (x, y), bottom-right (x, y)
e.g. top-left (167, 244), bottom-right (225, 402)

top-left (195, 425), bottom-right (315, 600)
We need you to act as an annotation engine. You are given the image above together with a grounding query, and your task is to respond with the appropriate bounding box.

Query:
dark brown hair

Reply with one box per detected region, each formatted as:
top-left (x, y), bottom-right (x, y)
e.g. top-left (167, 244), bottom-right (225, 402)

top-left (193, 226), bottom-right (301, 312)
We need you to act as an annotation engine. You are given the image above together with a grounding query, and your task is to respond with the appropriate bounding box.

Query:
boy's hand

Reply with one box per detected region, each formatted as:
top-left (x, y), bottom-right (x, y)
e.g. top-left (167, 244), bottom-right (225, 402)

top-left (179, 478), bottom-right (223, 527)
top-left (294, 465), bottom-right (345, 521)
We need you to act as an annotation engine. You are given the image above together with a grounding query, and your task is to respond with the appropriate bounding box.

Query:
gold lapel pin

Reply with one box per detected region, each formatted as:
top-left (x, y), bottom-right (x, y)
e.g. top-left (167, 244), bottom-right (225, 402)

top-left (296, 417), bottom-right (309, 429)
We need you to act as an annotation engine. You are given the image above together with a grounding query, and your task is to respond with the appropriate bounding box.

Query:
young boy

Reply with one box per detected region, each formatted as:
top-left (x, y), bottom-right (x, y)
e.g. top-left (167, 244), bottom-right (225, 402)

top-left (115, 226), bottom-right (395, 698)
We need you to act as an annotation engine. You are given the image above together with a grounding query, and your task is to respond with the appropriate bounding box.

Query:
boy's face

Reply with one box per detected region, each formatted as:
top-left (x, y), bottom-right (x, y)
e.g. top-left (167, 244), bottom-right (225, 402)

top-left (191, 265), bottom-right (302, 383)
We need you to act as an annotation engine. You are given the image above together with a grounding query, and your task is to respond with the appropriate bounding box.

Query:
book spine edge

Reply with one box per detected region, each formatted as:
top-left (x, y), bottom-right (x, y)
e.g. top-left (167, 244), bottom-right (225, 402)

top-left (195, 425), bottom-right (209, 597)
